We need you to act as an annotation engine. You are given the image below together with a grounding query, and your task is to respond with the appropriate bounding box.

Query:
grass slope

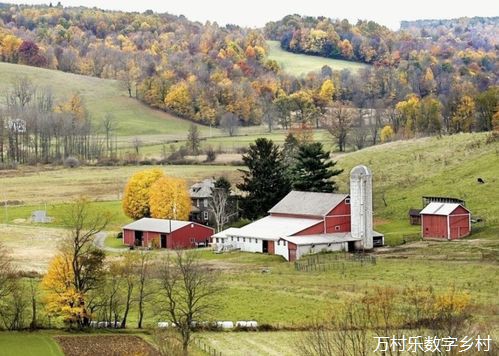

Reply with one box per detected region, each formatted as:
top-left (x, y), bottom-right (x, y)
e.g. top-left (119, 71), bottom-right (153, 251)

top-left (267, 40), bottom-right (368, 76)
top-left (335, 132), bottom-right (499, 243)
top-left (0, 62), bottom-right (212, 137)
top-left (0, 332), bottom-right (63, 356)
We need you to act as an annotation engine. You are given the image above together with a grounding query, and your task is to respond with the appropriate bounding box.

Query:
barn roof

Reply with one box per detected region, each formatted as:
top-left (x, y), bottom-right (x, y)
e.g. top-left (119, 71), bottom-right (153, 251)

top-left (268, 191), bottom-right (348, 217)
top-left (283, 232), bottom-right (360, 245)
top-left (420, 202), bottom-right (469, 216)
top-left (123, 218), bottom-right (191, 233)
top-left (212, 227), bottom-right (241, 238)
top-left (219, 216), bottom-right (322, 241)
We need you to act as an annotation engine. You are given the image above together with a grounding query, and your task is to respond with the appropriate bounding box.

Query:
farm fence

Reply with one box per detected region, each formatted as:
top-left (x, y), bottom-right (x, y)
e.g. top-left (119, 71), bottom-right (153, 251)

top-left (294, 253), bottom-right (376, 272)
top-left (194, 338), bottom-right (223, 356)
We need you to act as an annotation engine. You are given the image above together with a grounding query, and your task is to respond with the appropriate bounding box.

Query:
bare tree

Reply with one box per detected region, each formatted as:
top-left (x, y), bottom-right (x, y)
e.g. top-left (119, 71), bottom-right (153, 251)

top-left (186, 124), bottom-right (201, 155)
top-left (136, 251), bottom-right (153, 329)
top-left (159, 251), bottom-right (219, 355)
top-left (323, 102), bottom-right (353, 152)
top-left (220, 112), bottom-right (239, 137)
top-left (102, 113), bottom-right (117, 157)
top-left (351, 109), bottom-right (369, 150)
top-left (208, 187), bottom-right (229, 233)
top-left (132, 137), bottom-right (142, 155)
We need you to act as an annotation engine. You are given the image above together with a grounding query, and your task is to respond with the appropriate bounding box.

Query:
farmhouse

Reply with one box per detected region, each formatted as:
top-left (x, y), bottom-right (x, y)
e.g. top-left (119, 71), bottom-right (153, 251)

top-left (213, 165), bottom-right (384, 261)
top-left (189, 179), bottom-right (214, 224)
top-left (420, 203), bottom-right (471, 240)
top-left (122, 218), bottom-right (214, 249)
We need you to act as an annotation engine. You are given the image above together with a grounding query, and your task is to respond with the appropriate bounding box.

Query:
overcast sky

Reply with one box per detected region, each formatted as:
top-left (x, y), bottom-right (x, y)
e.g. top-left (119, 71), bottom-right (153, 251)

top-left (6, 0), bottom-right (499, 29)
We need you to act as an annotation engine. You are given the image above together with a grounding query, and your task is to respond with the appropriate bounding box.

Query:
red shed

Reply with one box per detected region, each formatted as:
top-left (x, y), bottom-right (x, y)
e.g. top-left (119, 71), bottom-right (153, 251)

top-left (123, 218), bottom-right (214, 249)
top-left (420, 203), bottom-right (471, 240)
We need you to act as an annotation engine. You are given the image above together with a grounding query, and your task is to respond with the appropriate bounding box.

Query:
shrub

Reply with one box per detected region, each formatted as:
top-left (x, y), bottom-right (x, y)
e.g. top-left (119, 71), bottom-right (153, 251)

top-left (205, 146), bottom-right (217, 162)
top-left (63, 156), bottom-right (80, 168)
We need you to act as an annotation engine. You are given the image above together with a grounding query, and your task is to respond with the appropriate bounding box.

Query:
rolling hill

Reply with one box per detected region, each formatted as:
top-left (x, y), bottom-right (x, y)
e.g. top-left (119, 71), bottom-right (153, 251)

top-left (0, 62), bottom-right (215, 138)
top-left (335, 132), bottom-right (499, 242)
top-left (267, 40), bottom-right (368, 76)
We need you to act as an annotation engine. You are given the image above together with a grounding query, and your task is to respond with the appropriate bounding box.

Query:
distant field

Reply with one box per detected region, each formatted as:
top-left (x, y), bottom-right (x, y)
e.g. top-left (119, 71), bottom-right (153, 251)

top-left (0, 62), bottom-right (216, 137)
top-left (0, 332), bottom-right (63, 356)
top-left (267, 40), bottom-right (368, 76)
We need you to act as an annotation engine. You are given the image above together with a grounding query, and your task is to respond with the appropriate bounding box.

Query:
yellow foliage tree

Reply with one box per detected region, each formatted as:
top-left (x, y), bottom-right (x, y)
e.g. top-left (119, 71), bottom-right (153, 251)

top-left (41, 254), bottom-right (86, 326)
top-left (451, 95), bottom-right (475, 133)
top-left (149, 176), bottom-right (191, 220)
top-left (380, 125), bottom-right (394, 143)
top-left (165, 81), bottom-right (194, 117)
top-left (55, 93), bottom-right (87, 121)
top-left (122, 168), bottom-right (165, 219)
top-left (319, 79), bottom-right (335, 103)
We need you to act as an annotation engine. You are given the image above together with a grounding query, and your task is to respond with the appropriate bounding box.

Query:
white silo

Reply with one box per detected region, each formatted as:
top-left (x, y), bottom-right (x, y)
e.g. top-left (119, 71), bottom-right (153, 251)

top-left (350, 165), bottom-right (373, 250)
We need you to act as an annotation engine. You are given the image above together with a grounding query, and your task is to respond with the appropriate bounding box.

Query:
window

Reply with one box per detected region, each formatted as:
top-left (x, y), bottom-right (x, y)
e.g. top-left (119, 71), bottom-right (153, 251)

top-left (203, 211), bottom-right (209, 220)
top-left (335, 225), bottom-right (340, 231)
top-left (345, 198), bottom-right (350, 204)
top-left (204, 199), bottom-right (208, 207)
top-left (248, 238), bottom-right (251, 243)
top-left (196, 199), bottom-right (200, 207)
top-left (216, 238), bottom-right (219, 243)
top-left (237, 237), bottom-right (240, 242)
top-left (277, 240), bottom-right (280, 246)
top-left (283, 241), bottom-right (286, 246)
top-left (231, 237), bottom-right (234, 241)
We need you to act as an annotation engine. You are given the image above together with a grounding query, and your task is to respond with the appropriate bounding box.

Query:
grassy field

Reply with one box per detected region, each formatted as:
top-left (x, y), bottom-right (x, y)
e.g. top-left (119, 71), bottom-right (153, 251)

top-left (0, 332), bottom-right (63, 356)
top-left (267, 40), bottom-right (368, 76)
top-left (0, 62), bottom-right (216, 138)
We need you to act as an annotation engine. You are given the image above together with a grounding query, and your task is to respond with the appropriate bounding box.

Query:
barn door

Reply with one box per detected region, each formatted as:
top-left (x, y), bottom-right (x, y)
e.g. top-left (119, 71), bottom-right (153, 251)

top-left (160, 234), bottom-right (167, 248)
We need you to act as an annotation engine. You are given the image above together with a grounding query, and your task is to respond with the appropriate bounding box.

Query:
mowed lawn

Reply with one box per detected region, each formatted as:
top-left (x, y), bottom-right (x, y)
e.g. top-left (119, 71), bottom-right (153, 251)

top-left (0, 332), bottom-right (63, 356)
top-left (267, 40), bottom-right (368, 76)
top-left (0, 62), bottom-right (215, 137)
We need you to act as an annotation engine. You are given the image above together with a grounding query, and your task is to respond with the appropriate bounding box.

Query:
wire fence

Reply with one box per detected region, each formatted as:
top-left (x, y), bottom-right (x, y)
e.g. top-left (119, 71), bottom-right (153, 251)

top-left (294, 253), bottom-right (376, 272)
top-left (194, 338), bottom-right (223, 356)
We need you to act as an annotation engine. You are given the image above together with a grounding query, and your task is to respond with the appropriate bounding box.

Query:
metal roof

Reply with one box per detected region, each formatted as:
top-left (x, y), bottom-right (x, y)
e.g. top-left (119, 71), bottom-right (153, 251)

top-left (283, 233), bottom-right (360, 245)
top-left (212, 227), bottom-right (241, 238)
top-left (123, 218), bottom-right (191, 233)
top-left (268, 191), bottom-right (348, 217)
top-left (189, 179), bottom-right (214, 198)
top-left (219, 216), bottom-right (322, 241)
top-left (420, 202), bottom-right (469, 216)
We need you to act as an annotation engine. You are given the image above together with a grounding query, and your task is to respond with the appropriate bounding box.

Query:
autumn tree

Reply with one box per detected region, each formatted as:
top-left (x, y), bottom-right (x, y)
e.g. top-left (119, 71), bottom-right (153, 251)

top-left (380, 125), bottom-right (394, 143)
top-left (122, 168), bottom-right (164, 219)
top-left (159, 251), bottom-right (219, 355)
top-left (149, 176), bottom-right (191, 220)
top-left (475, 86), bottom-right (498, 132)
top-left (451, 95), bottom-right (475, 133)
top-left (219, 112), bottom-right (239, 137)
top-left (136, 251), bottom-right (153, 329)
top-left (290, 142), bottom-right (343, 193)
top-left (237, 138), bottom-right (290, 219)
top-left (42, 197), bottom-right (109, 328)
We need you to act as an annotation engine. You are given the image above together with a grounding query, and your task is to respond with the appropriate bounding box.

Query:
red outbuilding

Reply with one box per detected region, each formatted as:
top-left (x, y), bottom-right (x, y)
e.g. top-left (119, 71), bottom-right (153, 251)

top-left (420, 202), bottom-right (471, 240)
top-left (122, 218), bottom-right (214, 249)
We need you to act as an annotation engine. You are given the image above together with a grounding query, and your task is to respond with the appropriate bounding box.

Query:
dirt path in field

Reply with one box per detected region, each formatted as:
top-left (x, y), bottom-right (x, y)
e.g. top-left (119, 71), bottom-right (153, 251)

top-left (94, 232), bottom-right (128, 253)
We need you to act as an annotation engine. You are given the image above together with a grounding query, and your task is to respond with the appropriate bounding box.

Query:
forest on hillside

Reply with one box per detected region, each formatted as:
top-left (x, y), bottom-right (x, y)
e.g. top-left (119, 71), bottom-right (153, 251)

top-left (0, 4), bottom-right (498, 162)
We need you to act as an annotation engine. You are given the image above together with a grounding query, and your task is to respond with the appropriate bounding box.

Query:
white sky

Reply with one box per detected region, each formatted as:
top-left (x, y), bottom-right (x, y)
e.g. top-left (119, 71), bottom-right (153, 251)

top-left (5, 0), bottom-right (499, 30)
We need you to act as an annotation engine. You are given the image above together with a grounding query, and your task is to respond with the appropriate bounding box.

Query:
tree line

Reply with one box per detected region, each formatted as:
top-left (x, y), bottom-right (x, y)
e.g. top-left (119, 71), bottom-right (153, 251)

top-left (0, 5), bottom-right (497, 143)
top-left (0, 77), bottom-right (121, 165)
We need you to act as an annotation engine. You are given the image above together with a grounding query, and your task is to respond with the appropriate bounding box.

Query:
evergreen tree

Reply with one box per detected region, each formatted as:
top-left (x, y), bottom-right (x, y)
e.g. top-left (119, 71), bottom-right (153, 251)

top-left (290, 142), bottom-right (343, 192)
top-left (237, 138), bottom-right (290, 219)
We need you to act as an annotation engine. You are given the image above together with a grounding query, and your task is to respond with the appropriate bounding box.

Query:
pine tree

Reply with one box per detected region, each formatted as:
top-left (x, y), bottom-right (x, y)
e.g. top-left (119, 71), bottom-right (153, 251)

top-left (290, 142), bottom-right (343, 193)
top-left (237, 138), bottom-right (290, 219)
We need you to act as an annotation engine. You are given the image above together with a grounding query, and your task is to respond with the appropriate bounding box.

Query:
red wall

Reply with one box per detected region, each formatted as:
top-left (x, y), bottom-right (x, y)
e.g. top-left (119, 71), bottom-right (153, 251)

top-left (288, 242), bottom-right (297, 262)
top-left (449, 206), bottom-right (470, 239)
top-left (168, 223), bottom-right (214, 249)
top-left (122, 223), bottom-right (214, 249)
top-left (422, 214), bottom-right (448, 239)
top-left (325, 200), bottom-right (351, 233)
top-left (294, 221), bottom-right (325, 236)
top-left (422, 206), bottom-right (471, 240)
top-left (268, 241), bottom-right (275, 254)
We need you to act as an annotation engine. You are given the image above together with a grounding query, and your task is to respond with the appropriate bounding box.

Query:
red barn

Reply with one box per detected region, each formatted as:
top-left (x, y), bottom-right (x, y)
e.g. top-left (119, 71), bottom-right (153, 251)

top-left (420, 203), bottom-right (471, 240)
top-left (123, 218), bottom-right (214, 249)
